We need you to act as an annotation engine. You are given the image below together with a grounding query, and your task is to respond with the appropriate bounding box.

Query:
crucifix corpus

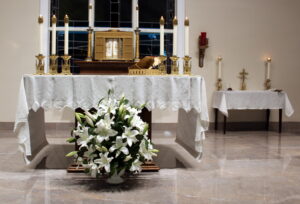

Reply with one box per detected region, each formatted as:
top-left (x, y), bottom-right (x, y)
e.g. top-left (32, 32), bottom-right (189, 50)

top-left (239, 68), bottom-right (249, 90)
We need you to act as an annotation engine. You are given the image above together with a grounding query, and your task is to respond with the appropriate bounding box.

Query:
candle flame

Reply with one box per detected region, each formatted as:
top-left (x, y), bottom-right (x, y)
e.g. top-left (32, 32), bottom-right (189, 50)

top-left (64, 15), bottom-right (69, 24)
top-left (267, 57), bottom-right (271, 62)
top-left (160, 16), bottom-right (165, 25)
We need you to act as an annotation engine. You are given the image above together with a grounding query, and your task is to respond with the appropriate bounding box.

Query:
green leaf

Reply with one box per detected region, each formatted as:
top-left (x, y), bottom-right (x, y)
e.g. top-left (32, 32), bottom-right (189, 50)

top-left (66, 137), bottom-right (76, 143)
top-left (151, 149), bottom-right (159, 153)
top-left (66, 151), bottom-right (77, 157)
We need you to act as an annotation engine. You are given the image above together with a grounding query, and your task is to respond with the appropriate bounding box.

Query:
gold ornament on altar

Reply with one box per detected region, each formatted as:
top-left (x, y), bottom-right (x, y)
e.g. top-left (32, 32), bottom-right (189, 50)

top-left (183, 56), bottom-right (192, 75)
top-left (128, 56), bottom-right (163, 75)
top-left (61, 55), bottom-right (72, 75)
top-left (239, 68), bottom-right (249, 90)
top-left (35, 54), bottom-right (45, 75)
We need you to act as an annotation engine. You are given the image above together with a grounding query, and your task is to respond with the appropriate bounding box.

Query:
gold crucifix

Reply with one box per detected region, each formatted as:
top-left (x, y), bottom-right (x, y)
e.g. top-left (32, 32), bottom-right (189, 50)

top-left (239, 68), bottom-right (248, 90)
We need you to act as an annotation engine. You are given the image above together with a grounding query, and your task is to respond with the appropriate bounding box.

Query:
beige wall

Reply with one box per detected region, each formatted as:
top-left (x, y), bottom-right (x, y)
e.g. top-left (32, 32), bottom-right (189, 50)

top-left (188, 0), bottom-right (300, 122)
top-left (0, 0), bottom-right (299, 123)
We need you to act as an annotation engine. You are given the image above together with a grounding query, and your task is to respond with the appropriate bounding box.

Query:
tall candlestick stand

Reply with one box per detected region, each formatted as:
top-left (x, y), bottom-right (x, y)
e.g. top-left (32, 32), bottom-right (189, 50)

top-left (170, 56), bottom-right (179, 75)
top-left (134, 28), bottom-right (141, 62)
top-left (49, 55), bottom-right (58, 74)
top-left (183, 56), bottom-right (192, 75)
top-left (61, 55), bottom-right (72, 75)
top-left (158, 55), bottom-right (167, 74)
top-left (85, 27), bottom-right (93, 61)
top-left (35, 54), bottom-right (45, 75)
top-left (216, 78), bottom-right (222, 91)
top-left (265, 79), bottom-right (271, 90)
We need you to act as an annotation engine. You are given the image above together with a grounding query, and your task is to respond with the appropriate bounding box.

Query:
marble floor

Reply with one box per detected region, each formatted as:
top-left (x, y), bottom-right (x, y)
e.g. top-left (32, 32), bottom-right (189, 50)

top-left (1, 129), bottom-right (300, 204)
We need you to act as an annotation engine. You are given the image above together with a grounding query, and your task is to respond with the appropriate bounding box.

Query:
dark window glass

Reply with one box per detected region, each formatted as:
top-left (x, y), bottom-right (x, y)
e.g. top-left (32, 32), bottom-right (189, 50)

top-left (95, 0), bottom-right (132, 27)
top-left (56, 31), bottom-right (88, 73)
top-left (51, 0), bottom-right (88, 27)
top-left (139, 0), bottom-right (175, 29)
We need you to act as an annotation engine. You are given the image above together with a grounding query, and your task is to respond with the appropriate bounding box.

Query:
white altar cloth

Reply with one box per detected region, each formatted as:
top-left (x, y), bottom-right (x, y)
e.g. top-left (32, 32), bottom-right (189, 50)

top-left (212, 90), bottom-right (294, 117)
top-left (14, 75), bottom-right (209, 164)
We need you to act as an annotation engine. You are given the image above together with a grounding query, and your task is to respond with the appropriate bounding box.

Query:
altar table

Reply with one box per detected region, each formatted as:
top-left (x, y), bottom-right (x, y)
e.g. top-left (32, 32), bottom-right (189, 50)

top-left (14, 75), bottom-right (209, 164)
top-left (212, 90), bottom-right (294, 134)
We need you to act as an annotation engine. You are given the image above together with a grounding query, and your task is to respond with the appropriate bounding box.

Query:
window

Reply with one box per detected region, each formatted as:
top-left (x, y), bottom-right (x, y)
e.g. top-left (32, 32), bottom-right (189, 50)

top-left (49, 0), bottom-right (175, 71)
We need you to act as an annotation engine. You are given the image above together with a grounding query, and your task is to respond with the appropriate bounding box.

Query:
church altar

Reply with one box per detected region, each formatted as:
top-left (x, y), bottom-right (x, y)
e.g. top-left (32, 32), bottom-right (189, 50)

top-left (212, 90), bottom-right (294, 133)
top-left (14, 74), bottom-right (209, 164)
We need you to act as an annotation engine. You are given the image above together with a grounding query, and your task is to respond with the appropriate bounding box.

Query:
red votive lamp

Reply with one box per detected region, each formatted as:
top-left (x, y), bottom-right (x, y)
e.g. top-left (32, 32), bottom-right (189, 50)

top-left (200, 32), bottom-right (207, 46)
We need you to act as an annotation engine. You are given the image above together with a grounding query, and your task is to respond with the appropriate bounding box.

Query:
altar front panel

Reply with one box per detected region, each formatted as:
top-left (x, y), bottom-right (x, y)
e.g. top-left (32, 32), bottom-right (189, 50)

top-left (14, 75), bottom-right (209, 164)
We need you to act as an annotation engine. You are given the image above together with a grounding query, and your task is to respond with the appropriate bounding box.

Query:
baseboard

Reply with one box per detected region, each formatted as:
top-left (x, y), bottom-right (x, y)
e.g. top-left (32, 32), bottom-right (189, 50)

top-left (1, 122), bottom-right (300, 133)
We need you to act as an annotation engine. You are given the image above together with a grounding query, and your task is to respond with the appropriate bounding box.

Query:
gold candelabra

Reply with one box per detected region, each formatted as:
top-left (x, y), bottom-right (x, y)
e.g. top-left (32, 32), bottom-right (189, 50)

top-left (85, 27), bottom-right (93, 61)
top-left (216, 78), bottom-right (222, 91)
top-left (35, 54), bottom-right (45, 75)
top-left (183, 56), bottom-right (192, 75)
top-left (61, 55), bottom-right (72, 75)
top-left (158, 55), bottom-right (167, 74)
top-left (170, 56), bottom-right (179, 75)
top-left (265, 79), bottom-right (271, 90)
top-left (49, 55), bottom-right (58, 74)
top-left (134, 29), bottom-right (141, 62)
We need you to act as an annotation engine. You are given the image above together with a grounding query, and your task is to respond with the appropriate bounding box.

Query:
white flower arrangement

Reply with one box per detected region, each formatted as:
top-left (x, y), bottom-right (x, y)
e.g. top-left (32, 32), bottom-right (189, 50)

top-left (66, 91), bottom-right (158, 178)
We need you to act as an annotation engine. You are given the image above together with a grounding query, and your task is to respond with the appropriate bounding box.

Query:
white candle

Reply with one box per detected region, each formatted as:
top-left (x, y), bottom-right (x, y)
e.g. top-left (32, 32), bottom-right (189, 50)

top-left (51, 15), bottom-right (57, 55)
top-left (38, 15), bottom-right (43, 54)
top-left (88, 4), bottom-right (92, 27)
top-left (173, 17), bottom-right (178, 56)
top-left (218, 57), bottom-right (222, 79)
top-left (267, 58), bottom-right (271, 79)
top-left (64, 15), bottom-right (69, 56)
top-left (184, 17), bottom-right (189, 56)
top-left (160, 16), bottom-right (165, 56)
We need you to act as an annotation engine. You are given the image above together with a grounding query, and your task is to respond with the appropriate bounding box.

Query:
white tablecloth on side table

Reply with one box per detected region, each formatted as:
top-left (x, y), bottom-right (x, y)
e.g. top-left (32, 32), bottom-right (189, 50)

top-left (212, 90), bottom-right (294, 117)
top-left (14, 75), bottom-right (209, 164)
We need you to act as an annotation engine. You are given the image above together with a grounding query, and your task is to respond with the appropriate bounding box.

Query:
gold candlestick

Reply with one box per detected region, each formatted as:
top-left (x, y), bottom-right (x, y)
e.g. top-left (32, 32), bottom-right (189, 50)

top-left (35, 54), bottom-right (45, 75)
top-left (170, 56), bottom-right (179, 75)
top-left (265, 79), bottom-right (271, 90)
top-left (61, 55), bottom-right (72, 75)
top-left (158, 55), bottom-right (167, 74)
top-left (239, 68), bottom-right (248, 90)
top-left (216, 78), bottom-right (222, 91)
top-left (183, 56), bottom-right (192, 75)
top-left (85, 27), bottom-right (93, 61)
top-left (134, 29), bottom-right (141, 62)
top-left (49, 55), bottom-right (58, 75)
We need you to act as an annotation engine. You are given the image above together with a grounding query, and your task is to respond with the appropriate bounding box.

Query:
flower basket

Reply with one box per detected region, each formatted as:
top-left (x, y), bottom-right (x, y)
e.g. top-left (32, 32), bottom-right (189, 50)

top-left (66, 91), bottom-right (158, 183)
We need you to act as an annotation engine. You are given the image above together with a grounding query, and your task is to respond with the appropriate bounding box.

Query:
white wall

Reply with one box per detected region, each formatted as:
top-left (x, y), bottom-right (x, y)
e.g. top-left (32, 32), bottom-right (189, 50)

top-left (0, 0), bottom-right (299, 123)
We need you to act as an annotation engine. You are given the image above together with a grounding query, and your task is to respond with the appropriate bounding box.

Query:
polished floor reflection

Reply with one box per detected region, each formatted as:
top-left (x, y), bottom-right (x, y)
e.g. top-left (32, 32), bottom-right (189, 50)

top-left (1, 129), bottom-right (300, 203)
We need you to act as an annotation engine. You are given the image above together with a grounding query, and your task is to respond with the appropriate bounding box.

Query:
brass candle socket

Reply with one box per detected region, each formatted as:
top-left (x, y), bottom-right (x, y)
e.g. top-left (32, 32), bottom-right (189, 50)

top-left (170, 56), bottom-right (179, 75)
top-left (216, 78), bottom-right (222, 91)
top-left (85, 27), bottom-right (93, 61)
top-left (158, 55), bottom-right (167, 74)
top-left (35, 54), bottom-right (45, 75)
top-left (49, 55), bottom-right (59, 75)
top-left (61, 55), bottom-right (72, 75)
top-left (183, 56), bottom-right (192, 75)
top-left (265, 79), bottom-right (271, 90)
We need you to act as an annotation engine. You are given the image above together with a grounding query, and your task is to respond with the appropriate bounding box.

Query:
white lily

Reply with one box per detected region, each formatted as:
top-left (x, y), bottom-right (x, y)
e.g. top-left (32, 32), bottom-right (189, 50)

top-left (85, 115), bottom-right (94, 127)
top-left (109, 136), bottom-right (129, 157)
top-left (83, 145), bottom-right (97, 160)
top-left (130, 115), bottom-right (144, 131)
top-left (94, 152), bottom-right (113, 173)
top-left (122, 126), bottom-right (139, 147)
top-left (94, 114), bottom-right (118, 143)
top-left (139, 139), bottom-right (157, 160)
top-left (130, 158), bottom-right (143, 172)
top-left (75, 127), bottom-right (93, 149)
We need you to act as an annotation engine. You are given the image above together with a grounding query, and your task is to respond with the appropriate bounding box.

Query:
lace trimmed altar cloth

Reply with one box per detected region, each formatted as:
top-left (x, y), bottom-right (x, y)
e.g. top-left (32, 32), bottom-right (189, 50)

top-left (213, 90), bottom-right (294, 117)
top-left (14, 75), bottom-right (209, 164)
